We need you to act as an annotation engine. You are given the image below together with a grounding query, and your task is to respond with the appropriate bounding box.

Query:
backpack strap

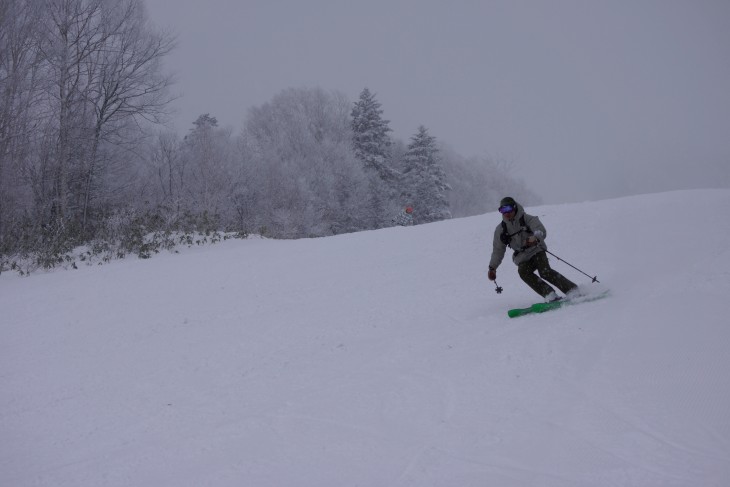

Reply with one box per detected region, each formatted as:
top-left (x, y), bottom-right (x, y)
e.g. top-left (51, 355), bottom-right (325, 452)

top-left (520, 215), bottom-right (531, 234)
top-left (500, 215), bottom-right (531, 249)
top-left (500, 221), bottom-right (509, 246)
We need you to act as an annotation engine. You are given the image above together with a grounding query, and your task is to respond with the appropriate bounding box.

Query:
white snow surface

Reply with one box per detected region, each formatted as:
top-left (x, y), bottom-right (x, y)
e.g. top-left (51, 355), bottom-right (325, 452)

top-left (2, 189), bottom-right (730, 487)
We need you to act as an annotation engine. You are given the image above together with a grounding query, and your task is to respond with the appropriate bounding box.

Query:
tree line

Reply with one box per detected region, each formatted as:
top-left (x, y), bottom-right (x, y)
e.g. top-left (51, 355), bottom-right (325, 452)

top-left (0, 0), bottom-right (537, 274)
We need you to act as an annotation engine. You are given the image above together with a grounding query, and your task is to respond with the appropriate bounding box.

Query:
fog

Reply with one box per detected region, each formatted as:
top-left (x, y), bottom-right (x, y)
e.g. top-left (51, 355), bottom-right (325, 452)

top-left (144, 0), bottom-right (730, 204)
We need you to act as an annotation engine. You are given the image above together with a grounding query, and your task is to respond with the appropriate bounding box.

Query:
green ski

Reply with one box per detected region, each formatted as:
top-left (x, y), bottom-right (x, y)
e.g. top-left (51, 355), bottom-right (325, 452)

top-left (507, 290), bottom-right (610, 318)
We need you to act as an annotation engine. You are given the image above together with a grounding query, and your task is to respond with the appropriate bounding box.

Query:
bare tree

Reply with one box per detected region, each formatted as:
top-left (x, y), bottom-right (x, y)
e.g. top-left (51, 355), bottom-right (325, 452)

top-left (147, 131), bottom-right (184, 213)
top-left (80, 0), bottom-right (175, 232)
top-left (0, 0), bottom-right (45, 248)
top-left (33, 0), bottom-right (175, 234)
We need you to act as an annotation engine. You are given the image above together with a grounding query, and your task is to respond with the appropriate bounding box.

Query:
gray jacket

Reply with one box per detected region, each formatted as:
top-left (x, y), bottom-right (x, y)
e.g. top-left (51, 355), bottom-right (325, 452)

top-left (489, 204), bottom-right (548, 269)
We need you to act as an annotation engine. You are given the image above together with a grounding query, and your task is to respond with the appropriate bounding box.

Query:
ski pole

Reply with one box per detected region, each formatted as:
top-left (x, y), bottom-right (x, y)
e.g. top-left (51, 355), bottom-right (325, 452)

top-left (494, 279), bottom-right (503, 294)
top-left (545, 250), bottom-right (599, 283)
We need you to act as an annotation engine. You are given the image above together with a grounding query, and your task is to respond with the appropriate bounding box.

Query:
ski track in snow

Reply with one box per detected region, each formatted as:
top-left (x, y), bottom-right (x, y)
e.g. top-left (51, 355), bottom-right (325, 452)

top-left (2, 189), bottom-right (730, 486)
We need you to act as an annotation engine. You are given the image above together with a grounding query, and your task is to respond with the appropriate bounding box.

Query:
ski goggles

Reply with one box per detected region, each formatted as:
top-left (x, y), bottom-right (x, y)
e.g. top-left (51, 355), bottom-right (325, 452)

top-left (498, 204), bottom-right (515, 214)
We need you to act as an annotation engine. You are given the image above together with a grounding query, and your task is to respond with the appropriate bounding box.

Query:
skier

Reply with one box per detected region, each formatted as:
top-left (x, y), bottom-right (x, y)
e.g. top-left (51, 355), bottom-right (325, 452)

top-left (394, 206), bottom-right (414, 226)
top-left (487, 197), bottom-right (577, 302)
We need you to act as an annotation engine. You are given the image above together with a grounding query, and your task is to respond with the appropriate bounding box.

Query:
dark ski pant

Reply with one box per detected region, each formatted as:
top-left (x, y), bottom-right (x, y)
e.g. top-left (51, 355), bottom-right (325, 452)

top-left (518, 251), bottom-right (577, 298)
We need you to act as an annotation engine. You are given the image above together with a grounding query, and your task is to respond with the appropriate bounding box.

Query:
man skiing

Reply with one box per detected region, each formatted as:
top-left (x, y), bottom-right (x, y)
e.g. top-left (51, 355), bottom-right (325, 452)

top-left (488, 197), bottom-right (577, 302)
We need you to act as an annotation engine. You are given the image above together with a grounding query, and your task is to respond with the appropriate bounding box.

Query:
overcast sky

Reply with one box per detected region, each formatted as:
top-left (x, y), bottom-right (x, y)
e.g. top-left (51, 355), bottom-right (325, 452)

top-left (143, 0), bottom-right (730, 204)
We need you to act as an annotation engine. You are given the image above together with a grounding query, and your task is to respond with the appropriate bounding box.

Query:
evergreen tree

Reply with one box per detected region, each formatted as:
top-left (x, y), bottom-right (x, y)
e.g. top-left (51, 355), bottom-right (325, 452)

top-left (351, 88), bottom-right (395, 177)
top-left (402, 126), bottom-right (451, 223)
top-left (351, 88), bottom-right (398, 227)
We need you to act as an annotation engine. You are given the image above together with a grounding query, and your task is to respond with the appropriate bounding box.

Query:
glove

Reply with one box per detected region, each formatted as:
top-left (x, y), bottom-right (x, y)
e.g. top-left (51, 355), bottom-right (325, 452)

top-left (525, 236), bottom-right (538, 247)
top-left (488, 267), bottom-right (497, 281)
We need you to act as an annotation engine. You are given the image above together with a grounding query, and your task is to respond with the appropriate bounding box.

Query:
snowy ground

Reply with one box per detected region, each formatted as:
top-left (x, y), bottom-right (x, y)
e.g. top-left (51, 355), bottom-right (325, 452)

top-left (2, 189), bottom-right (729, 487)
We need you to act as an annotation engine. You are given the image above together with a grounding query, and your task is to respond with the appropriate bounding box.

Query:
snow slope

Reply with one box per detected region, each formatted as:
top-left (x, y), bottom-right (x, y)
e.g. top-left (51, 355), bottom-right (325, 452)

top-left (2, 189), bottom-right (729, 487)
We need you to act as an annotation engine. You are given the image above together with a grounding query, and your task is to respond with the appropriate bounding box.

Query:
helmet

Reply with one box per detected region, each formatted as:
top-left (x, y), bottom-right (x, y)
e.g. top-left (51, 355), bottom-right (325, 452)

top-left (405, 206), bottom-right (413, 214)
top-left (499, 197), bottom-right (517, 208)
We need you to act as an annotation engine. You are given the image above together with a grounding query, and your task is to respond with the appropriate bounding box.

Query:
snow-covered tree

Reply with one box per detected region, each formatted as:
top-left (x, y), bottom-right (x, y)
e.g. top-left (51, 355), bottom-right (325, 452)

top-left (38, 0), bottom-right (174, 232)
top-left (351, 88), bottom-right (399, 228)
top-left (351, 88), bottom-right (395, 177)
top-left (402, 126), bottom-right (451, 223)
top-left (0, 0), bottom-right (42, 251)
top-left (181, 114), bottom-right (235, 220)
top-left (0, 0), bottom-right (176, 264)
top-left (243, 87), bottom-right (369, 237)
